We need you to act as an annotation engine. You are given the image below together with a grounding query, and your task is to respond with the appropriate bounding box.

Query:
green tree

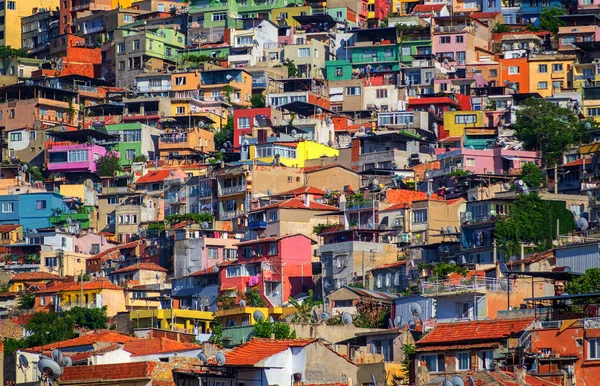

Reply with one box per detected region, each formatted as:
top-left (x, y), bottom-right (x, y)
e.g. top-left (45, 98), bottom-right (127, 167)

top-left (96, 153), bottom-right (122, 177)
top-left (430, 262), bottom-right (469, 279)
top-left (521, 163), bottom-right (544, 188)
top-left (24, 312), bottom-right (77, 347)
top-left (493, 24), bottom-right (511, 33)
top-left (133, 154), bottom-right (147, 163)
top-left (566, 268), bottom-right (600, 294)
top-left (537, 6), bottom-right (565, 35)
top-left (68, 306), bottom-right (108, 330)
top-left (513, 98), bottom-right (587, 166)
top-left (0, 46), bottom-right (26, 59)
top-left (213, 118), bottom-right (233, 151)
top-left (353, 299), bottom-right (390, 328)
top-left (494, 193), bottom-right (576, 257)
top-left (17, 293), bottom-right (35, 309)
top-left (208, 317), bottom-right (224, 345)
top-left (243, 288), bottom-right (266, 307)
top-left (251, 94), bottom-right (266, 108)
top-left (25, 163), bottom-right (44, 182)
top-left (289, 290), bottom-right (323, 323)
top-left (284, 59), bottom-right (298, 78)
top-left (253, 319), bottom-right (296, 339)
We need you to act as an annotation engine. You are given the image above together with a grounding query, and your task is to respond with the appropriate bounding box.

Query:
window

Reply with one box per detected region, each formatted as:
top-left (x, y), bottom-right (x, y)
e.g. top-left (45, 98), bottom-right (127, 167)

top-left (552, 81), bottom-right (563, 90)
top-left (538, 81), bottom-right (548, 89)
top-left (479, 350), bottom-right (494, 370)
top-left (68, 150), bottom-right (88, 162)
top-left (268, 210), bottom-right (278, 222)
top-left (7, 1), bottom-right (15, 10)
top-left (457, 352), bottom-right (470, 370)
top-left (176, 106), bottom-right (185, 115)
top-left (553, 63), bottom-right (564, 72)
top-left (132, 40), bottom-right (140, 50)
top-left (376, 89), bottom-right (388, 98)
top-left (346, 87), bottom-right (361, 96)
top-left (402, 47), bottom-right (411, 56)
top-left (107, 214), bottom-right (115, 224)
top-left (372, 339), bottom-right (393, 361)
top-left (421, 354), bottom-right (445, 372)
top-left (117, 43), bottom-right (125, 53)
top-left (207, 247), bottom-right (219, 259)
top-left (489, 69), bottom-right (498, 77)
top-left (588, 108), bottom-right (600, 116)
top-left (394, 272), bottom-right (400, 286)
top-left (466, 158), bottom-right (475, 167)
top-left (238, 117), bottom-right (251, 129)
top-left (242, 247), bottom-right (252, 259)
top-left (384, 48), bottom-right (393, 58)
top-left (508, 66), bottom-right (519, 74)
top-left (123, 14), bottom-right (133, 22)
top-left (225, 248), bottom-right (237, 260)
top-left (119, 61), bottom-right (125, 70)
top-left (40, 296), bottom-right (46, 306)
top-left (538, 64), bottom-right (547, 73)
top-left (9, 132), bottom-right (21, 142)
top-left (269, 243), bottom-right (278, 255)
top-left (456, 36), bottom-right (464, 43)
top-left (298, 48), bottom-right (310, 57)
top-left (589, 338), bottom-right (600, 359)
top-left (107, 197), bottom-right (118, 205)
top-left (2, 203), bottom-right (13, 213)
top-left (126, 149), bottom-right (136, 160)
top-left (440, 36), bottom-right (451, 44)
top-left (455, 114), bottom-right (477, 124)
top-left (35, 200), bottom-right (46, 210)
top-left (413, 209), bottom-right (428, 223)
top-left (175, 77), bottom-right (186, 86)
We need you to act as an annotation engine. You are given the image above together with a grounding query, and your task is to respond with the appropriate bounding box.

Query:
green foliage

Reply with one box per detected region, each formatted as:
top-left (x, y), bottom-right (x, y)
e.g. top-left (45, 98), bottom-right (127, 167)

top-left (165, 213), bottom-right (214, 225)
top-left (243, 288), bottom-right (266, 307)
top-left (448, 169), bottom-right (470, 177)
top-left (208, 316), bottom-right (224, 345)
top-left (566, 268), bottom-right (600, 294)
top-left (17, 293), bottom-right (35, 309)
top-left (213, 118), bottom-right (233, 151)
top-left (222, 85), bottom-right (233, 104)
top-left (68, 306), bottom-right (108, 330)
top-left (513, 98), bottom-right (587, 166)
top-left (346, 193), bottom-right (365, 208)
top-left (353, 299), bottom-right (390, 328)
top-left (396, 24), bottom-right (429, 36)
top-left (289, 290), bottom-right (322, 323)
top-left (25, 163), bottom-right (44, 182)
top-left (493, 24), bottom-right (511, 33)
top-left (251, 94), bottom-right (266, 108)
top-left (312, 223), bottom-right (342, 235)
top-left (0, 46), bottom-right (27, 59)
top-left (147, 222), bottom-right (165, 232)
top-left (430, 262), bottom-right (469, 279)
top-left (96, 153), bottom-right (122, 177)
top-left (253, 319), bottom-right (296, 339)
top-left (521, 163), bottom-right (543, 188)
top-left (348, 282), bottom-right (365, 288)
top-left (494, 193), bottom-right (576, 257)
top-left (537, 6), bottom-right (565, 35)
top-left (284, 59), bottom-right (298, 77)
top-left (183, 54), bottom-right (226, 67)
top-left (133, 154), bottom-right (147, 163)
top-left (218, 295), bottom-right (237, 310)
top-left (401, 344), bottom-right (416, 374)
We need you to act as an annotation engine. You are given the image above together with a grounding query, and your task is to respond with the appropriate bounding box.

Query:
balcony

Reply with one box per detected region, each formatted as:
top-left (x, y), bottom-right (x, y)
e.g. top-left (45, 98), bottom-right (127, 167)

top-left (220, 184), bottom-right (247, 196)
top-left (49, 212), bottom-right (91, 226)
top-left (59, 300), bottom-right (101, 311)
top-left (83, 24), bottom-right (105, 34)
top-left (219, 209), bottom-right (245, 220)
top-left (461, 212), bottom-right (505, 224)
top-left (378, 112), bottom-right (415, 127)
top-left (136, 85), bottom-right (172, 93)
top-left (101, 186), bottom-right (131, 195)
top-left (422, 277), bottom-right (508, 296)
top-left (433, 25), bottom-right (471, 34)
top-left (248, 221), bottom-right (267, 229)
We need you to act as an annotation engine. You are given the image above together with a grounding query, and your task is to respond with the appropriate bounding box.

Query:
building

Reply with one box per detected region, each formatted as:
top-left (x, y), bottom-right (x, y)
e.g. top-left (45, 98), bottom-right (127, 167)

top-left (528, 53), bottom-right (576, 97)
top-left (105, 123), bottom-right (162, 166)
top-left (436, 148), bottom-right (540, 175)
top-left (0, 192), bottom-right (69, 231)
top-left (109, 262), bottom-right (168, 286)
top-left (21, 8), bottom-right (60, 58)
top-left (0, 0), bottom-right (60, 48)
top-left (250, 140), bottom-right (339, 168)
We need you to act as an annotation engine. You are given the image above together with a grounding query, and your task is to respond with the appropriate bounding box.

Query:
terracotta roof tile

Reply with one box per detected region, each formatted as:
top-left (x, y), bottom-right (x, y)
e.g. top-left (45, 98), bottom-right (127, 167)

top-left (124, 337), bottom-right (201, 356)
top-left (417, 319), bottom-right (533, 346)
top-left (563, 158), bottom-right (590, 167)
top-left (27, 331), bottom-right (138, 352)
top-left (87, 240), bottom-right (141, 262)
top-left (234, 234), bottom-right (315, 246)
top-left (251, 198), bottom-right (338, 212)
top-left (370, 261), bottom-right (407, 271)
top-left (279, 186), bottom-right (327, 196)
top-left (415, 342), bottom-right (499, 352)
top-left (9, 272), bottom-right (64, 282)
top-left (0, 225), bottom-right (21, 232)
top-left (222, 338), bottom-right (316, 366)
top-left (386, 189), bottom-right (440, 205)
top-left (471, 11), bottom-right (501, 18)
top-left (136, 169), bottom-right (180, 184)
top-left (109, 263), bottom-right (168, 275)
top-left (59, 361), bottom-right (155, 383)
top-left (412, 4), bottom-right (445, 12)
top-left (58, 279), bottom-right (123, 292)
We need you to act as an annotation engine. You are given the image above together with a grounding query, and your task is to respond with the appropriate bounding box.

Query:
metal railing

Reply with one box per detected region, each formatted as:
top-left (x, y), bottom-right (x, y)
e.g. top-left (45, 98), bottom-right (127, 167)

top-left (422, 277), bottom-right (508, 295)
top-left (220, 184), bottom-right (246, 195)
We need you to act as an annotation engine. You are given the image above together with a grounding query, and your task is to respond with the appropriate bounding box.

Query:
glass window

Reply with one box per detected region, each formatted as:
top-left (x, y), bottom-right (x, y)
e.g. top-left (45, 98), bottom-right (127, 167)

top-left (117, 43), bottom-right (125, 53)
top-left (212, 13), bottom-right (227, 21)
top-left (455, 114), bottom-right (477, 124)
top-left (376, 89), bottom-right (388, 98)
top-left (489, 69), bottom-right (498, 77)
top-left (126, 149), bottom-right (136, 160)
top-left (35, 200), bottom-right (46, 210)
top-left (133, 40), bottom-right (140, 50)
top-left (207, 247), bottom-right (219, 259)
top-left (479, 350), bottom-right (494, 370)
top-left (414, 209), bottom-right (428, 223)
top-left (457, 352), bottom-right (470, 370)
top-left (538, 64), bottom-right (547, 73)
top-left (298, 48), bottom-right (310, 57)
top-left (456, 35), bottom-right (464, 43)
top-left (422, 354), bottom-right (444, 372)
top-left (588, 108), bottom-right (600, 116)
top-left (440, 36), bottom-right (450, 44)
top-left (238, 117), bottom-right (251, 129)
top-left (68, 150), bottom-right (88, 162)
top-left (7, 1), bottom-right (15, 10)
top-left (269, 243), bottom-right (278, 255)
top-left (589, 338), bottom-right (600, 359)
top-left (242, 247), bottom-right (252, 258)
top-left (2, 203), bottom-right (13, 213)
top-left (553, 63), bottom-right (564, 72)
top-left (346, 87), bottom-right (361, 96)
top-left (508, 66), bottom-right (519, 74)
top-left (538, 81), bottom-right (548, 89)
top-left (9, 132), bottom-right (21, 142)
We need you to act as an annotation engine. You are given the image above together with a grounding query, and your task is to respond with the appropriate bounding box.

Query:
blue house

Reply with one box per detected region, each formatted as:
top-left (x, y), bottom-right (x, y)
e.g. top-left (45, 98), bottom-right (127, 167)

top-left (520, 2), bottom-right (563, 25)
top-left (0, 192), bottom-right (67, 231)
top-left (171, 269), bottom-right (220, 312)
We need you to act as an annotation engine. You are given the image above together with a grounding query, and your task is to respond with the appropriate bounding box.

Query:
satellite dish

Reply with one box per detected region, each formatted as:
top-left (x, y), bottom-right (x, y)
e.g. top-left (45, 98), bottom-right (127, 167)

top-left (215, 352), bottom-right (227, 366)
top-left (317, 107), bottom-right (323, 114)
top-left (410, 302), bottom-right (422, 318)
top-left (578, 217), bottom-right (589, 231)
top-left (500, 262), bottom-right (510, 276)
top-left (18, 354), bottom-right (29, 369)
top-left (267, 189), bottom-right (272, 196)
top-left (448, 260), bottom-right (457, 265)
top-left (37, 358), bottom-right (63, 379)
top-left (321, 311), bottom-right (331, 321)
top-left (225, 74), bottom-right (233, 81)
top-left (444, 381), bottom-right (454, 386)
top-left (63, 357), bottom-right (72, 367)
top-left (468, 376), bottom-right (476, 386)
top-left (239, 299), bottom-right (247, 307)
top-left (269, 316), bottom-right (274, 323)
top-left (170, 170), bottom-right (175, 176)
top-left (326, 189), bottom-right (332, 195)
top-left (393, 315), bottom-right (404, 328)
top-left (359, 126), bottom-right (365, 133)
top-left (446, 226), bottom-right (453, 234)
top-left (253, 310), bottom-right (265, 322)
top-left (198, 352), bottom-right (208, 364)
top-left (52, 349), bottom-right (63, 364)
top-left (342, 312), bottom-right (353, 324)
top-left (503, 183), bottom-right (511, 190)
top-left (452, 376), bottom-right (465, 386)
top-left (22, 164), bottom-right (28, 172)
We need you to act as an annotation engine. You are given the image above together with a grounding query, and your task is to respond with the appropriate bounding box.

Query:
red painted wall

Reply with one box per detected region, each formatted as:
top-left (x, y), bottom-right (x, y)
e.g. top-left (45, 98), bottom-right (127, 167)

top-left (232, 107), bottom-right (273, 151)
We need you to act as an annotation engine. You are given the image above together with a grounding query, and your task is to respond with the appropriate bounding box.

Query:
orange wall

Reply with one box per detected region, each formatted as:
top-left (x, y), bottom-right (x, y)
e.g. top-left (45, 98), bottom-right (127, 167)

top-left (499, 57), bottom-right (530, 93)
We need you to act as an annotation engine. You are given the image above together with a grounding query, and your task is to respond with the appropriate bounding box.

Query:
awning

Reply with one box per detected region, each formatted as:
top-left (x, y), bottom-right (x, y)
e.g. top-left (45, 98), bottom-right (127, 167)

top-left (278, 101), bottom-right (334, 116)
top-left (501, 155), bottom-right (520, 161)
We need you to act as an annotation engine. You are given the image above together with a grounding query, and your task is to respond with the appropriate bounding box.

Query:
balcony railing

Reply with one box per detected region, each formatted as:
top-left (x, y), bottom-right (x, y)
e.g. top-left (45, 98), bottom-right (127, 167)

top-left (422, 277), bottom-right (508, 295)
top-left (136, 85), bottom-right (172, 93)
top-left (219, 209), bottom-right (245, 220)
top-left (220, 184), bottom-right (247, 195)
top-left (248, 221), bottom-right (267, 229)
top-left (102, 186), bottom-right (130, 194)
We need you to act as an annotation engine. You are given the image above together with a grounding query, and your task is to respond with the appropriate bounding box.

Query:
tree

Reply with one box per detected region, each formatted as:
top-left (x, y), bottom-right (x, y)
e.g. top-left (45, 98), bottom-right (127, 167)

top-left (24, 312), bottom-right (76, 348)
top-left (253, 319), bottom-right (296, 339)
top-left (494, 193), bottom-right (576, 257)
top-left (537, 6), bottom-right (564, 35)
top-left (521, 163), bottom-right (544, 188)
top-left (96, 153), bottom-right (122, 177)
top-left (133, 154), bottom-right (147, 163)
top-left (0, 46), bottom-right (26, 59)
top-left (17, 293), bottom-right (35, 309)
top-left (512, 98), bottom-right (587, 166)
top-left (284, 59), bottom-right (298, 78)
top-left (243, 288), bottom-right (266, 307)
top-left (430, 262), bottom-right (469, 279)
top-left (566, 268), bottom-right (600, 294)
top-left (289, 290), bottom-right (322, 323)
top-left (353, 299), bottom-right (390, 328)
top-left (208, 317), bottom-right (224, 345)
top-left (68, 306), bottom-right (108, 330)
top-left (493, 24), bottom-right (511, 33)
top-left (251, 94), bottom-right (266, 108)
top-left (213, 118), bottom-right (233, 151)
top-left (25, 163), bottom-right (44, 182)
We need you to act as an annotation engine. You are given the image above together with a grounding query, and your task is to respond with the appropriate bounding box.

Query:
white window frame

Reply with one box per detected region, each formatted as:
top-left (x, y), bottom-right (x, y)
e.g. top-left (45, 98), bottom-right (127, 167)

top-left (456, 352), bottom-right (470, 371)
top-left (589, 338), bottom-right (600, 359)
top-left (2, 203), bottom-right (13, 213)
top-left (508, 66), bottom-right (519, 75)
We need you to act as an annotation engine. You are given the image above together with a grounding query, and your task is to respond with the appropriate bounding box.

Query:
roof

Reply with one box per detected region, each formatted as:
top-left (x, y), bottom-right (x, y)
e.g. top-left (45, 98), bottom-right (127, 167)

top-left (88, 240), bottom-right (141, 262)
top-left (386, 189), bottom-right (440, 205)
top-left (415, 342), bottom-right (499, 352)
top-left (303, 164), bottom-right (356, 174)
top-left (124, 337), bottom-right (201, 356)
top-left (417, 319), bottom-right (532, 346)
top-left (251, 198), bottom-right (338, 212)
top-left (563, 158), bottom-right (590, 167)
top-left (27, 331), bottom-right (138, 352)
top-left (234, 234), bottom-right (316, 246)
top-left (223, 338), bottom-right (316, 366)
top-left (109, 263), bottom-right (168, 275)
top-left (408, 97), bottom-right (459, 107)
top-left (136, 169), bottom-right (180, 184)
top-left (279, 186), bottom-right (327, 196)
top-left (10, 272), bottom-right (63, 282)
top-left (470, 11), bottom-right (501, 19)
top-left (60, 361), bottom-right (155, 383)
top-left (331, 286), bottom-right (397, 301)
top-left (370, 260), bottom-right (407, 271)
top-left (36, 279), bottom-right (123, 294)
top-left (412, 4), bottom-right (445, 12)
top-left (185, 268), bottom-right (219, 278)
top-left (0, 224), bottom-right (21, 232)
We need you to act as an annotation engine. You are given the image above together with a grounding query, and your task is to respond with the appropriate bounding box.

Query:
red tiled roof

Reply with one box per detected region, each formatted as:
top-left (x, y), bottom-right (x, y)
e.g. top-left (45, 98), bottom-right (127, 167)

top-left (370, 261), bottom-right (407, 271)
top-left (489, 371), bottom-right (561, 386)
top-left (415, 342), bottom-right (498, 352)
top-left (563, 158), bottom-right (590, 167)
top-left (412, 4), bottom-right (445, 12)
top-left (27, 331), bottom-right (139, 352)
top-left (417, 319), bottom-right (533, 346)
top-left (36, 279), bottom-right (122, 294)
top-left (136, 169), bottom-right (179, 184)
top-left (59, 361), bottom-right (155, 383)
top-left (0, 224), bottom-right (20, 232)
top-left (87, 240), bottom-right (141, 262)
top-left (408, 97), bottom-right (459, 107)
top-left (10, 272), bottom-right (63, 282)
top-left (279, 186), bottom-right (327, 196)
top-left (109, 263), bottom-right (168, 275)
top-left (386, 189), bottom-right (440, 205)
top-left (234, 234), bottom-right (315, 246)
top-left (124, 337), bottom-right (201, 356)
top-left (223, 338), bottom-right (316, 366)
top-left (186, 268), bottom-right (219, 277)
top-left (471, 11), bottom-right (501, 19)
top-left (380, 202), bottom-right (410, 212)
top-left (251, 198), bottom-right (338, 212)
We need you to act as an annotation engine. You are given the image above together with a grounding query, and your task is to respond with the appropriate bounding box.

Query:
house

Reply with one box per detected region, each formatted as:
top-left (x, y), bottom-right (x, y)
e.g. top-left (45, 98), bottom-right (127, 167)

top-left (85, 240), bottom-right (143, 277)
top-left (130, 308), bottom-right (214, 334)
top-left (436, 148), bottom-right (540, 175)
top-left (229, 20), bottom-right (280, 68)
top-left (303, 164), bottom-right (362, 192)
top-left (527, 53), bottom-right (576, 98)
top-left (369, 261), bottom-right (408, 294)
top-left (109, 262), bottom-right (168, 286)
top-left (8, 271), bottom-right (64, 293)
top-left (0, 225), bottom-right (23, 246)
top-left (43, 279), bottom-right (126, 316)
top-left (57, 361), bottom-right (175, 386)
top-left (158, 127), bottom-right (215, 162)
top-left (219, 234), bottom-right (315, 307)
top-left (327, 286), bottom-right (397, 316)
top-left (198, 67), bottom-right (253, 108)
top-left (105, 123), bottom-right (163, 166)
top-left (432, 16), bottom-right (492, 66)
top-left (414, 318), bottom-right (533, 385)
top-left (172, 269), bottom-right (220, 312)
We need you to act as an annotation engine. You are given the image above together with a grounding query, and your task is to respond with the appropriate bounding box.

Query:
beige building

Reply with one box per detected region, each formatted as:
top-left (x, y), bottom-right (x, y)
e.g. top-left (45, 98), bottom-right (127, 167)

top-left (304, 164), bottom-right (362, 192)
top-left (283, 39), bottom-right (329, 79)
top-left (109, 262), bottom-right (168, 286)
top-left (0, 0), bottom-right (60, 48)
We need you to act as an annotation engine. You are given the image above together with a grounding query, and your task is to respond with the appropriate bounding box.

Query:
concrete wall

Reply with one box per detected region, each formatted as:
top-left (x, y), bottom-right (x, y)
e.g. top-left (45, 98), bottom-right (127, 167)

top-left (290, 323), bottom-right (382, 343)
top-left (305, 165), bottom-right (361, 192)
top-left (305, 342), bottom-right (358, 385)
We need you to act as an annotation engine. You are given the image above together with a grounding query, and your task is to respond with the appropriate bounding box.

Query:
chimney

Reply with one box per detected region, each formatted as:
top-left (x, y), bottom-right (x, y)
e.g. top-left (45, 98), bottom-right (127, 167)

top-left (514, 366), bottom-right (527, 385)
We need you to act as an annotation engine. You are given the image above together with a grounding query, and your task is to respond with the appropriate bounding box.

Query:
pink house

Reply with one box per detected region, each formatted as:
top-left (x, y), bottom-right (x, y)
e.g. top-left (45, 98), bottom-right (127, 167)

top-left (436, 148), bottom-right (540, 175)
top-left (47, 143), bottom-right (109, 173)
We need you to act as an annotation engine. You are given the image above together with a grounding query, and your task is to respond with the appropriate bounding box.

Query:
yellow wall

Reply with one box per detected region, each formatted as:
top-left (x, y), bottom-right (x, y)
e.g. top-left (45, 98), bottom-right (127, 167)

top-left (130, 309), bottom-right (213, 333)
top-left (214, 306), bottom-right (287, 326)
top-left (1, 0), bottom-right (60, 48)
top-left (270, 6), bottom-right (312, 27)
top-left (250, 141), bottom-right (339, 167)
top-left (59, 184), bottom-right (85, 202)
top-left (583, 100), bottom-right (600, 122)
top-left (171, 71), bottom-right (201, 91)
top-left (114, 0), bottom-right (135, 7)
top-left (442, 110), bottom-right (485, 138)
top-left (528, 58), bottom-right (574, 98)
top-left (59, 288), bottom-right (126, 316)
top-left (39, 251), bottom-right (87, 277)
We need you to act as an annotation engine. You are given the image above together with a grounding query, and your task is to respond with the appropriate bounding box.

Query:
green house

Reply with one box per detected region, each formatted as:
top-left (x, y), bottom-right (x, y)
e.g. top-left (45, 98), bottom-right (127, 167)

top-left (49, 207), bottom-right (94, 229)
top-left (325, 60), bottom-right (352, 81)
